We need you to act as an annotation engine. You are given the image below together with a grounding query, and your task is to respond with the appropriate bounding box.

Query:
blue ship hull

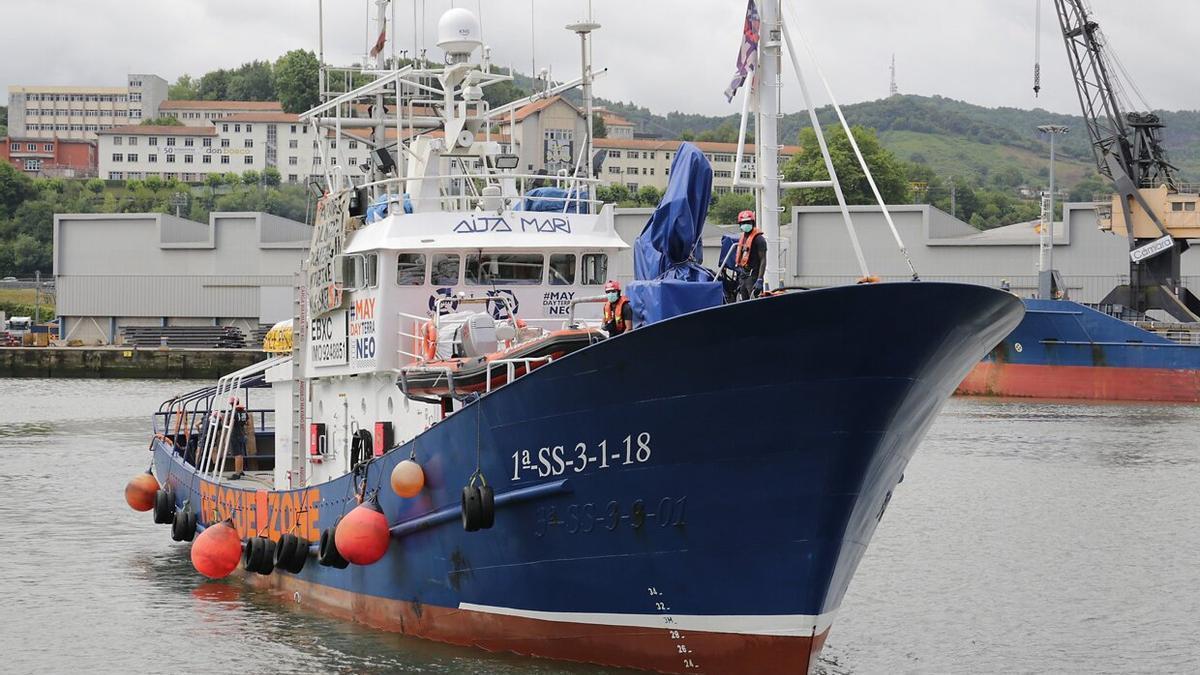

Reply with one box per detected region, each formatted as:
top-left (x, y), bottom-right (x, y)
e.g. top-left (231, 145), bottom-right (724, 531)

top-left (958, 299), bottom-right (1200, 401)
top-left (151, 282), bottom-right (1022, 673)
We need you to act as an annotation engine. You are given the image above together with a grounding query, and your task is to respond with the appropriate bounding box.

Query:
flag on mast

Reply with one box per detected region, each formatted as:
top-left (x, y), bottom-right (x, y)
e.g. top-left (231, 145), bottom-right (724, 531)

top-left (369, 19), bottom-right (387, 58)
top-left (724, 0), bottom-right (761, 102)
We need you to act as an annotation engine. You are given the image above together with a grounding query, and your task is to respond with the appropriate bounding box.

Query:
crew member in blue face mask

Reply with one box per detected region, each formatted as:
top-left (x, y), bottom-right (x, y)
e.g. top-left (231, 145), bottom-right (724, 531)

top-left (735, 210), bottom-right (767, 301)
top-left (602, 280), bottom-right (633, 336)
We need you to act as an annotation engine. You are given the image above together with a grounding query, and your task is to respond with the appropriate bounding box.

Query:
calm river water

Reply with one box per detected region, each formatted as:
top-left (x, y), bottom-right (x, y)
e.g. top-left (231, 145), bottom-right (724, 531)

top-left (0, 379), bottom-right (1197, 673)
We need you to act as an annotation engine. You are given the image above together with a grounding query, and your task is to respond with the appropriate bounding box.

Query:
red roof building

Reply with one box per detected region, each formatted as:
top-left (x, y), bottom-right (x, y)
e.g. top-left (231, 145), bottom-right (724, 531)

top-left (1, 136), bottom-right (98, 178)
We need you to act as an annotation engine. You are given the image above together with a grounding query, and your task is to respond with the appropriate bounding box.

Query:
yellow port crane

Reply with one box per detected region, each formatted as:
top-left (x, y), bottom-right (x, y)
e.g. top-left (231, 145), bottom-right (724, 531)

top-left (1050, 0), bottom-right (1200, 321)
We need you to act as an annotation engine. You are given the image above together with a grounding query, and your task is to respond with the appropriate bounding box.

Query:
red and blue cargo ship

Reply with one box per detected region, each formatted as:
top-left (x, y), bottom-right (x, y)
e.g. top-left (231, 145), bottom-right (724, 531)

top-left (957, 298), bottom-right (1200, 402)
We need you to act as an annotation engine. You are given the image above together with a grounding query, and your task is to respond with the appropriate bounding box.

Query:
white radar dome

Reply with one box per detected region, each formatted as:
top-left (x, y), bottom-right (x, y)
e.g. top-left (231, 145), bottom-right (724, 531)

top-left (437, 8), bottom-right (482, 60)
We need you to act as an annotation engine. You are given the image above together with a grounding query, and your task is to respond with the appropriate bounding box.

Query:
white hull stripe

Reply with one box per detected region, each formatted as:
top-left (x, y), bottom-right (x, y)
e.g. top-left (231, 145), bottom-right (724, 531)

top-left (457, 603), bottom-right (838, 637)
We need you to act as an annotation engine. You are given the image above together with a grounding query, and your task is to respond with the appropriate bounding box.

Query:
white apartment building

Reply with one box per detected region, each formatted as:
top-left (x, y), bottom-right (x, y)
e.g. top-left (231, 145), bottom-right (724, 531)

top-left (98, 113), bottom-right (378, 184)
top-left (95, 92), bottom-right (794, 192)
top-left (6, 74), bottom-right (168, 141)
top-left (496, 96), bottom-right (797, 193)
top-left (596, 109), bottom-right (636, 140)
top-left (160, 100), bottom-right (285, 127)
top-left (497, 96), bottom-right (590, 175)
top-left (595, 138), bottom-right (800, 194)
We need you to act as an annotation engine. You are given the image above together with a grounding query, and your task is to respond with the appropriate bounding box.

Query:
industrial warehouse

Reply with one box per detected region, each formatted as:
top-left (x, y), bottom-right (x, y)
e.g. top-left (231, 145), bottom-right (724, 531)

top-left (50, 198), bottom-right (1192, 346)
top-left (53, 211), bottom-right (311, 345)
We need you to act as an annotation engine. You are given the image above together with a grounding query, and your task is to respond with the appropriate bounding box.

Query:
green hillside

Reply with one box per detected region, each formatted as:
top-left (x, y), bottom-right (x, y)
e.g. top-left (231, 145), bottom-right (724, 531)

top-left (878, 129), bottom-right (1094, 188)
top-left (599, 94), bottom-right (1200, 189)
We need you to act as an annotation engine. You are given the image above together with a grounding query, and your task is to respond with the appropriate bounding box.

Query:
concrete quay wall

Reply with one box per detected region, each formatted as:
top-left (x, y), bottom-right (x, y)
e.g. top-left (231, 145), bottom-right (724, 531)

top-left (0, 347), bottom-right (266, 379)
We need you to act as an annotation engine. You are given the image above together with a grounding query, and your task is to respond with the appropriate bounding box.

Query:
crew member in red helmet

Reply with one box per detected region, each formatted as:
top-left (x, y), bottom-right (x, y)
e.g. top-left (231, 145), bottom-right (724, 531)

top-left (734, 209), bottom-right (767, 300)
top-left (602, 280), bottom-right (634, 336)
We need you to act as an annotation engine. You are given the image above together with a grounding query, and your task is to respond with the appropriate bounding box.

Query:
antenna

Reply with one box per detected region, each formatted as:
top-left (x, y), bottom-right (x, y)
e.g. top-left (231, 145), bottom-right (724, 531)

top-left (889, 54), bottom-right (898, 97)
top-left (1033, 0), bottom-right (1042, 97)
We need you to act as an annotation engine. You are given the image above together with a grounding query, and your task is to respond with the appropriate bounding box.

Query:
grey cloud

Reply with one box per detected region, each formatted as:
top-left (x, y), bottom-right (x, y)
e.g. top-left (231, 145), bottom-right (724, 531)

top-left (2, 0), bottom-right (1196, 118)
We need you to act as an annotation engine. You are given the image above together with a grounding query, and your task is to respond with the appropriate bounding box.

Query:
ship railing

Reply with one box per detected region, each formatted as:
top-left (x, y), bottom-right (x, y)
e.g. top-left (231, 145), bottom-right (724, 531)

top-left (396, 311), bottom-right (433, 364)
top-left (566, 295), bottom-right (609, 329)
top-left (485, 356), bottom-right (555, 393)
top-left (357, 172), bottom-right (604, 214)
top-left (1132, 322), bottom-right (1200, 345)
top-left (196, 355), bottom-right (289, 482)
top-left (152, 378), bottom-right (275, 471)
top-left (396, 365), bottom-right (460, 404)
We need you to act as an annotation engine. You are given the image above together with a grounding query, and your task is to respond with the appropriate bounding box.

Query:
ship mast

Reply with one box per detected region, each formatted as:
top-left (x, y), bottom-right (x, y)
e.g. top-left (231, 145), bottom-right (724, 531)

top-left (759, 0), bottom-right (783, 290)
top-left (567, 1), bottom-right (600, 208)
top-left (373, 0), bottom-right (389, 188)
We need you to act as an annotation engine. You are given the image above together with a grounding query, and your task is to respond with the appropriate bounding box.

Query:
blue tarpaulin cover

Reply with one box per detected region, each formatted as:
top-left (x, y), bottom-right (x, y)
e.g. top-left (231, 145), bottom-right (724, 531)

top-left (627, 279), bottom-right (725, 326)
top-left (633, 143), bottom-right (715, 282)
top-left (366, 193), bottom-right (412, 223)
top-left (718, 234), bottom-right (741, 270)
top-left (522, 187), bottom-right (588, 213)
top-left (627, 143), bottom-right (723, 325)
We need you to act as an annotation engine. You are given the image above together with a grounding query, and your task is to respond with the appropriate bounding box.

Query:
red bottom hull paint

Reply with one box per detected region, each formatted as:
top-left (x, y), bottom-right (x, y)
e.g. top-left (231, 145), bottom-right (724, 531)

top-left (247, 573), bottom-right (829, 674)
top-left (957, 362), bottom-right (1200, 402)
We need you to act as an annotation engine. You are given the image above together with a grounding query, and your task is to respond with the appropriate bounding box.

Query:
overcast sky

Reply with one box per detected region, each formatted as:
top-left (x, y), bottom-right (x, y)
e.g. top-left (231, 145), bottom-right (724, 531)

top-left (3, 0), bottom-right (1197, 119)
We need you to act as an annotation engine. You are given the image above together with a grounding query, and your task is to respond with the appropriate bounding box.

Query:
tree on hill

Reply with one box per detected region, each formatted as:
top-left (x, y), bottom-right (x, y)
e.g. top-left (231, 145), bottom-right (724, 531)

top-left (227, 60), bottom-right (275, 101)
top-left (141, 116), bottom-right (182, 126)
top-left (783, 125), bottom-right (909, 206)
top-left (482, 79), bottom-right (528, 110)
top-left (0, 162), bottom-right (36, 220)
top-left (700, 124), bottom-right (738, 143)
top-left (709, 192), bottom-right (756, 225)
top-left (168, 75), bottom-right (198, 100)
top-left (1069, 174), bottom-right (1109, 202)
top-left (197, 70), bottom-right (231, 101)
top-left (275, 50), bottom-right (320, 113)
top-left (592, 112), bottom-right (607, 139)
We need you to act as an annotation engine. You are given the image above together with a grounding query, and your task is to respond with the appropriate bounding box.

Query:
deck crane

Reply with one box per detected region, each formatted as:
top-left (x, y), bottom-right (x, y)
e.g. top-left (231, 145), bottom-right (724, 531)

top-left (1050, 0), bottom-right (1200, 322)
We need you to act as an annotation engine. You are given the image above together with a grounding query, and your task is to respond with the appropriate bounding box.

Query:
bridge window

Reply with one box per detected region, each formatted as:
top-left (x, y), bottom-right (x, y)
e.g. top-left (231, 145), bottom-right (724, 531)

top-left (431, 254), bottom-right (461, 286)
top-left (466, 253), bottom-right (544, 285)
top-left (340, 252), bottom-right (379, 290)
top-left (548, 253), bottom-right (576, 285)
top-left (581, 253), bottom-right (608, 285)
top-left (396, 253), bottom-right (426, 285)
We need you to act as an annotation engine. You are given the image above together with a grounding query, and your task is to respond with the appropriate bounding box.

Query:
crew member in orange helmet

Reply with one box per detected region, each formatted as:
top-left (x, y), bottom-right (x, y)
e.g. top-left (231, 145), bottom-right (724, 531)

top-left (734, 209), bottom-right (767, 301)
top-left (602, 280), bottom-right (634, 336)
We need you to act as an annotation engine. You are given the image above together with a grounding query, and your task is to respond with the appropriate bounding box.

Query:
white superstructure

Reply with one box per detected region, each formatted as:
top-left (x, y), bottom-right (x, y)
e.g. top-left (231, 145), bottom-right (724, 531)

top-left (240, 5), bottom-right (625, 490)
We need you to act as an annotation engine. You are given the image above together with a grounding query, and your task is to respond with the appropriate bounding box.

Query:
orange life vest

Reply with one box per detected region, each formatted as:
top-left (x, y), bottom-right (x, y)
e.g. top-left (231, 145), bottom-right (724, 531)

top-left (737, 228), bottom-right (763, 268)
top-left (603, 296), bottom-right (630, 333)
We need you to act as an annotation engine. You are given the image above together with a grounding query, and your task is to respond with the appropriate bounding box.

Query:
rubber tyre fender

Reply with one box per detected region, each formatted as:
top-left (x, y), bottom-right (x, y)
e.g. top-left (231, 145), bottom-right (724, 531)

top-left (255, 538), bottom-right (276, 576)
top-left (461, 486), bottom-right (483, 532)
top-left (181, 511), bottom-right (198, 542)
top-left (273, 534), bottom-right (298, 572)
top-left (318, 527), bottom-right (349, 569)
top-left (478, 485), bottom-right (495, 530)
top-left (153, 488), bottom-right (175, 525)
top-left (288, 537), bottom-right (310, 574)
top-left (170, 511), bottom-right (184, 541)
top-left (242, 536), bottom-right (259, 572)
